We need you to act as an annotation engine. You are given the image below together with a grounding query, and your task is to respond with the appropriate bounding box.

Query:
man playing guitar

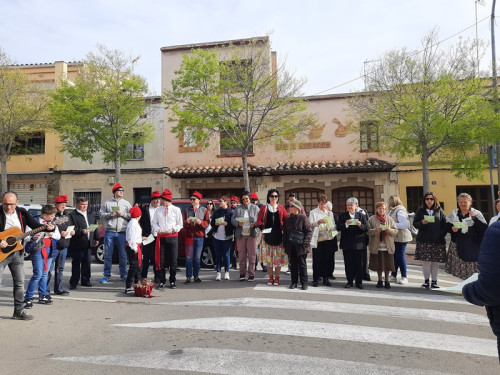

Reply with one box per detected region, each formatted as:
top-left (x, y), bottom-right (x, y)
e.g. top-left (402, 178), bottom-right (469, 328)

top-left (0, 192), bottom-right (54, 320)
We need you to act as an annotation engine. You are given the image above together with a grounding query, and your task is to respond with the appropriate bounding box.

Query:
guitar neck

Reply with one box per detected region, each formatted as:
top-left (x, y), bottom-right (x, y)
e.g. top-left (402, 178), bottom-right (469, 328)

top-left (16, 225), bottom-right (47, 242)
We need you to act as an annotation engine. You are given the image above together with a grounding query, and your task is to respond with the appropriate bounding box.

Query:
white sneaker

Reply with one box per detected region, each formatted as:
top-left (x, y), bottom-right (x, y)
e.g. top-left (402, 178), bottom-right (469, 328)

top-left (216, 272), bottom-right (221, 281)
top-left (389, 275), bottom-right (397, 283)
top-left (399, 277), bottom-right (408, 285)
top-left (224, 272), bottom-right (230, 280)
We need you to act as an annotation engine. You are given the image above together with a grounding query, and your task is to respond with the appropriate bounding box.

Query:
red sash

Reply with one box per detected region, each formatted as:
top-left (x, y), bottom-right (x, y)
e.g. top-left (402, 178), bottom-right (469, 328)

top-left (42, 237), bottom-right (51, 271)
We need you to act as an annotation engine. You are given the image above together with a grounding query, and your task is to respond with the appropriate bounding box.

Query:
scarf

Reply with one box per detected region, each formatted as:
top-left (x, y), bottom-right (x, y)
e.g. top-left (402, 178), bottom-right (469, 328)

top-left (447, 208), bottom-right (487, 234)
top-left (376, 213), bottom-right (387, 242)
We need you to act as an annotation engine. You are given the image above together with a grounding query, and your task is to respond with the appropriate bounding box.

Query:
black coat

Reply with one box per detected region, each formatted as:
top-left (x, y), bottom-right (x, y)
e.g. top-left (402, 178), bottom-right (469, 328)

top-left (139, 204), bottom-right (154, 237)
top-left (413, 208), bottom-right (447, 245)
top-left (282, 213), bottom-right (313, 256)
top-left (338, 211), bottom-right (368, 250)
top-left (68, 210), bottom-right (99, 250)
top-left (210, 207), bottom-right (234, 238)
top-left (55, 211), bottom-right (71, 250)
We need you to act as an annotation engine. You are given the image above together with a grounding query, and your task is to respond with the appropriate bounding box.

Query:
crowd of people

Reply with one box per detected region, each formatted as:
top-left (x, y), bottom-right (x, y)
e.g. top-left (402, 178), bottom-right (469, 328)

top-left (0, 185), bottom-right (497, 322)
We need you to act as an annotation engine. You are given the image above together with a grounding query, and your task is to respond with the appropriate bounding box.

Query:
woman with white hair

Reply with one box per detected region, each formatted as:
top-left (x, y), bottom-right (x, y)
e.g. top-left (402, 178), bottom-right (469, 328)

top-left (445, 192), bottom-right (487, 280)
top-left (338, 197), bottom-right (369, 289)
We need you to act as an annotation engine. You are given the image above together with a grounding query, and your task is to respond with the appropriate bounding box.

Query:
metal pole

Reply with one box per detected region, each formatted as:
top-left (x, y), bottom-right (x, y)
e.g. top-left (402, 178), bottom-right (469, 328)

top-left (492, 0), bottom-right (500, 199)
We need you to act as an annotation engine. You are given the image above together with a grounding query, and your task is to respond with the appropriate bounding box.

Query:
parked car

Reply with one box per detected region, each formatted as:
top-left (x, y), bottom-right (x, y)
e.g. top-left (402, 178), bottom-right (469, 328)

top-left (92, 199), bottom-right (219, 268)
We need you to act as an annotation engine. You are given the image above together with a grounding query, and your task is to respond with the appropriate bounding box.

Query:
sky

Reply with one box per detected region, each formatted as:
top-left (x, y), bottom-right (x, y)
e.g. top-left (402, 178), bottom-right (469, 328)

top-left (0, 0), bottom-right (496, 96)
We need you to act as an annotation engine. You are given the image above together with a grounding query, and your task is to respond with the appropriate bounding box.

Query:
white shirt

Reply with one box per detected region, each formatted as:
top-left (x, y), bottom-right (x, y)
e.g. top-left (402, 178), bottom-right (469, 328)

top-left (149, 205), bottom-right (158, 226)
top-left (152, 205), bottom-right (182, 236)
top-left (126, 219), bottom-right (142, 251)
top-left (4, 211), bottom-right (21, 230)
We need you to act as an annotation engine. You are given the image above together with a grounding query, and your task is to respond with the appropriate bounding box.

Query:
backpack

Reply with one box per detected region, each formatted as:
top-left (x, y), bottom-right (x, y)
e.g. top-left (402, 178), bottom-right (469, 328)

top-left (408, 212), bottom-right (418, 235)
top-left (23, 238), bottom-right (42, 255)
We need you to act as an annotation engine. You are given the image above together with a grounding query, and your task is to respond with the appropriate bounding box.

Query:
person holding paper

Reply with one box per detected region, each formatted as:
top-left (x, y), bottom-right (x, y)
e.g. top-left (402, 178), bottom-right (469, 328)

top-left (388, 195), bottom-right (413, 285)
top-left (413, 192), bottom-right (448, 289)
top-left (257, 189), bottom-right (289, 286)
top-left (211, 196), bottom-right (234, 281)
top-left (139, 190), bottom-right (161, 281)
top-left (368, 202), bottom-right (398, 289)
top-left (309, 194), bottom-right (338, 287)
top-left (338, 197), bottom-right (369, 289)
top-left (445, 193), bottom-right (487, 280)
top-left (232, 191), bottom-right (260, 282)
top-left (68, 197), bottom-right (100, 290)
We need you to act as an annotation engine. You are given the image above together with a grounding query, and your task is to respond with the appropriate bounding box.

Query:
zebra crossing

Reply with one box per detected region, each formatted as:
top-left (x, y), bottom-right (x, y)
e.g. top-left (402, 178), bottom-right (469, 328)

top-left (51, 258), bottom-right (499, 374)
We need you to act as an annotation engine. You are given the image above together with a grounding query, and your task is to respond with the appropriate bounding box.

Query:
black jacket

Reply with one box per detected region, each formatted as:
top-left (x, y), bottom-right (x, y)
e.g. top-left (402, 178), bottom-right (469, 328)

top-left (283, 213), bottom-right (313, 256)
top-left (0, 207), bottom-right (44, 233)
top-left (413, 208), bottom-right (447, 245)
top-left (55, 211), bottom-right (71, 250)
top-left (338, 211), bottom-right (368, 250)
top-left (210, 207), bottom-right (234, 238)
top-left (68, 210), bottom-right (99, 250)
top-left (139, 204), bottom-right (154, 237)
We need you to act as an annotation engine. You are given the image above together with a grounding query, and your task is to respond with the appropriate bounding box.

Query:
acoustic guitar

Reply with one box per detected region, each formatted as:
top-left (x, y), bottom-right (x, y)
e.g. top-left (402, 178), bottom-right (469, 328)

top-left (0, 217), bottom-right (68, 263)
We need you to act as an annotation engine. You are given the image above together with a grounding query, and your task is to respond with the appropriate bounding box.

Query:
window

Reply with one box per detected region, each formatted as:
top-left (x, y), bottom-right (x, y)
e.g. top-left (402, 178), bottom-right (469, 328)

top-left (11, 132), bottom-right (45, 155)
top-left (133, 187), bottom-right (152, 205)
top-left (183, 127), bottom-right (197, 147)
top-left (359, 121), bottom-right (378, 151)
top-left (125, 133), bottom-right (144, 160)
top-left (286, 188), bottom-right (325, 215)
top-left (406, 186), bottom-right (424, 214)
top-left (73, 191), bottom-right (101, 217)
top-left (332, 187), bottom-right (374, 216)
top-left (220, 59), bottom-right (253, 90)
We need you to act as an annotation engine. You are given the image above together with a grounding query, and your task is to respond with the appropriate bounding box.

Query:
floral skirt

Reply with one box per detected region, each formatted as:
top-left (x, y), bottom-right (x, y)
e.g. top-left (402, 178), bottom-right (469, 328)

top-left (414, 242), bottom-right (447, 263)
top-left (259, 240), bottom-right (288, 268)
top-left (445, 241), bottom-right (478, 280)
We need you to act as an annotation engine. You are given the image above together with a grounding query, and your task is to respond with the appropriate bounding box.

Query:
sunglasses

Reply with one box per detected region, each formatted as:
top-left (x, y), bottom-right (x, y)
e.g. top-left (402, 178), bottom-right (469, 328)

top-left (207, 203), bottom-right (213, 205)
top-left (269, 195), bottom-right (278, 198)
top-left (116, 189), bottom-right (124, 192)
top-left (190, 198), bottom-right (197, 201)
top-left (425, 197), bottom-right (435, 201)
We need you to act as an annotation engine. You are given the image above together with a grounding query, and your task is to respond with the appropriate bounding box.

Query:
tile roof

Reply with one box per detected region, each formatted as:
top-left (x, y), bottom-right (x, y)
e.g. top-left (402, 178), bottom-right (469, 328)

top-left (165, 158), bottom-right (394, 178)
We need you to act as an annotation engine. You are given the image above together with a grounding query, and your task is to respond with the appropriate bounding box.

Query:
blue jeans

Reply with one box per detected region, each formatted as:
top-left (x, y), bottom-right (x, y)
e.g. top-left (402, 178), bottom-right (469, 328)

top-left (213, 238), bottom-right (231, 273)
top-left (25, 250), bottom-right (53, 299)
top-left (392, 242), bottom-right (408, 278)
top-left (47, 248), bottom-right (68, 293)
top-left (103, 231), bottom-right (127, 279)
top-left (185, 237), bottom-right (204, 278)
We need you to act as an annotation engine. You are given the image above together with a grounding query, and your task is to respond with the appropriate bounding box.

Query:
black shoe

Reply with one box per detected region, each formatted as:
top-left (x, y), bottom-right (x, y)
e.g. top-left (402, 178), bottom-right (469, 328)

top-left (329, 275), bottom-right (336, 280)
top-left (421, 279), bottom-right (430, 289)
top-left (312, 280), bottom-right (319, 287)
top-left (38, 296), bottom-right (53, 305)
top-left (194, 277), bottom-right (202, 283)
top-left (170, 283), bottom-right (176, 289)
top-left (289, 283), bottom-right (297, 289)
top-left (431, 281), bottom-right (440, 289)
top-left (12, 309), bottom-right (33, 320)
top-left (384, 281), bottom-right (391, 289)
top-left (363, 275), bottom-right (371, 281)
top-left (376, 280), bottom-right (383, 288)
top-left (69, 285), bottom-right (77, 290)
top-left (185, 278), bottom-right (192, 284)
top-left (24, 299), bottom-right (33, 309)
top-left (55, 290), bottom-right (70, 296)
top-left (158, 283), bottom-right (165, 289)
top-left (301, 284), bottom-right (308, 290)
top-left (322, 278), bottom-right (331, 286)
top-left (356, 284), bottom-right (364, 289)
top-left (344, 283), bottom-right (352, 288)
top-left (81, 283), bottom-right (93, 287)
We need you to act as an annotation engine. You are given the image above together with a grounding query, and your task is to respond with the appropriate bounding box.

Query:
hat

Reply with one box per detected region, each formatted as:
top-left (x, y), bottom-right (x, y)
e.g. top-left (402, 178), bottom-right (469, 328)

top-left (230, 196), bottom-right (239, 203)
top-left (191, 191), bottom-right (202, 200)
top-left (151, 190), bottom-right (161, 200)
top-left (250, 192), bottom-right (258, 200)
top-left (290, 200), bottom-right (303, 211)
top-left (54, 195), bottom-right (68, 204)
top-left (112, 183), bottom-right (123, 193)
top-left (160, 188), bottom-right (173, 201)
top-left (130, 206), bottom-right (141, 218)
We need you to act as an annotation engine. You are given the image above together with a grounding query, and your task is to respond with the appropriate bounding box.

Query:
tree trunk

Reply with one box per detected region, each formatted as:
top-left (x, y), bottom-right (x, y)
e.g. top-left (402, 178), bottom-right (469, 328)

top-left (115, 150), bottom-right (121, 183)
top-left (421, 151), bottom-right (430, 194)
top-left (1, 156), bottom-right (7, 194)
top-left (241, 153), bottom-right (250, 192)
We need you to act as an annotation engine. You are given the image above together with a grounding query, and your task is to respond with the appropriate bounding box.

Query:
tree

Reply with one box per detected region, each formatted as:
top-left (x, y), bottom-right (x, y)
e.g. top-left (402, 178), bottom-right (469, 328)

top-left (349, 30), bottom-right (500, 193)
top-left (49, 44), bottom-right (154, 182)
top-left (0, 48), bottom-right (50, 193)
top-left (163, 38), bottom-right (315, 191)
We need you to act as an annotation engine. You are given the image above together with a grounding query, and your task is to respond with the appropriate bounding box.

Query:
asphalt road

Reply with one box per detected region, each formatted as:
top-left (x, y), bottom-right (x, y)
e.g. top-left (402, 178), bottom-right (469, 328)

top-left (0, 255), bottom-right (497, 375)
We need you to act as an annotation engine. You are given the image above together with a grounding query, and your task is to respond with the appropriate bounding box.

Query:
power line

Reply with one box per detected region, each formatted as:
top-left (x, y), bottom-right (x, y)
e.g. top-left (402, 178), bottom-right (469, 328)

top-left (311, 15), bottom-right (491, 96)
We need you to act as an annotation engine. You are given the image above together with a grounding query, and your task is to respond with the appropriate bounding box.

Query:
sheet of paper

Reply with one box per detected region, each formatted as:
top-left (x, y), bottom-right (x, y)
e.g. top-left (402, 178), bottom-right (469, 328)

top-left (424, 215), bottom-right (435, 222)
top-left (142, 234), bottom-right (155, 245)
top-left (324, 216), bottom-right (333, 228)
top-left (437, 273), bottom-right (478, 294)
top-left (111, 206), bottom-right (120, 212)
top-left (236, 217), bottom-right (249, 223)
top-left (189, 216), bottom-right (197, 222)
top-left (262, 228), bottom-right (272, 234)
top-left (380, 224), bottom-right (389, 230)
top-left (65, 225), bottom-right (74, 239)
top-left (349, 219), bottom-right (359, 225)
top-left (87, 224), bottom-right (98, 232)
top-left (215, 217), bottom-right (225, 224)
top-left (453, 221), bottom-right (467, 229)
top-left (330, 230), bottom-right (339, 238)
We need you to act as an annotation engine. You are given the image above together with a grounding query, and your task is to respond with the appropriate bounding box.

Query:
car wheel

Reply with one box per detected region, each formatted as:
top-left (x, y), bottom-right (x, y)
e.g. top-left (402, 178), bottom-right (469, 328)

top-left (200, 246), bottom-right (214, 268)
top-left (95, 243), bottom-right (105, 263)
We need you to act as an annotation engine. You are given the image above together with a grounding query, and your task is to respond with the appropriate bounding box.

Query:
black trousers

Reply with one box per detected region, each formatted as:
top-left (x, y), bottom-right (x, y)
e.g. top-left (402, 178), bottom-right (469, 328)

top-left (69, 248), bottom-right (91, 287)
top-left (140, 241), bottom-right (155, 279)
top-left (486, 306), bottom-right (500, 362)
top-left (289, 246), bottom-right (308, 286)
top-left (343, 248), bottom-right (364, 286)
top-left (157, 237), bottom-right (178, 284)
top-left (126, 246), bottom-right (141, 288)
top-left (313, 239), bottom-right (336, 281)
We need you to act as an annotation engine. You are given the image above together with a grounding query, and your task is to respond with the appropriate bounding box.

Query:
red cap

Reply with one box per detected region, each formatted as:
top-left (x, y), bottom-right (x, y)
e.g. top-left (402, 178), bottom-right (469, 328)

top-left (130, 206), bottom-right (142, 218)
top-left (160, 189), bottom-right (173, 201)
top-left (250, 192), bottom-right (258, 200)
top-left (230, 196), bottom-right (239, 203)
top-left (191, 191), bottom-right (202, 200)
top-left (151, 190), bottom-right (161, 200)
top-left (112, 183), bottom-right (123, 193)
top-left (54, 195), bottom-right (68, 204)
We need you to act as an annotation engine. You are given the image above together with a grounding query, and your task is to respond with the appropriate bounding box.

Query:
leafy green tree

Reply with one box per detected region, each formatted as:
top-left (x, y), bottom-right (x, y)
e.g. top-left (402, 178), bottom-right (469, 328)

top-left (349, 30), bottom-right (500, 193)
top-left (163, 38), bottom-right (315, 191)
top-left (49, 44), bottom-right (154, 182)
top-left (0, 48), bottom-right (50, 193)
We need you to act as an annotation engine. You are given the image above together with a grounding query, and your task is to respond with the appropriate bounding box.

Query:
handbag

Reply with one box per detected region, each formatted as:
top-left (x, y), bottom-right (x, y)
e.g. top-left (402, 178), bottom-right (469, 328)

top-left (288, 229), bottom-right (305, 246)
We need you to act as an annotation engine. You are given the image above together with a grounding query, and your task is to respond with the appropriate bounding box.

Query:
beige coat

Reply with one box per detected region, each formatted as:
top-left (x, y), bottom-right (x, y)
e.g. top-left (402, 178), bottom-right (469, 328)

top-left (368, 215), bottom-right (398, 255)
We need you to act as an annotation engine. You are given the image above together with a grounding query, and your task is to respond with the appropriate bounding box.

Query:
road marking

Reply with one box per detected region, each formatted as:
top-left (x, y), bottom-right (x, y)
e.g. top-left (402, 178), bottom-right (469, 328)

top-left (114, 317), bottom-right (497, 357)
top-left (252, 284), bottom-right (470, 305)
top-left (53, 347), bottom-right (457, 374)
top-left (158, 297), bottom-right (488, 325)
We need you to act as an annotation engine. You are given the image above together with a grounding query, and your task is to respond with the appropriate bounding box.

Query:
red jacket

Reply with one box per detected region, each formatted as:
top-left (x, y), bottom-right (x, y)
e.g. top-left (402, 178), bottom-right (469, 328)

top-left (257, 204), bottom-right (289, 231)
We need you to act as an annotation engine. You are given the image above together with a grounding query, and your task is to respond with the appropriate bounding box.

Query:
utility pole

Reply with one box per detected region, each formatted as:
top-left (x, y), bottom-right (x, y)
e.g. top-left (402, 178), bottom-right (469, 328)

top-left (493, 0), bottom-right (500, 205)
